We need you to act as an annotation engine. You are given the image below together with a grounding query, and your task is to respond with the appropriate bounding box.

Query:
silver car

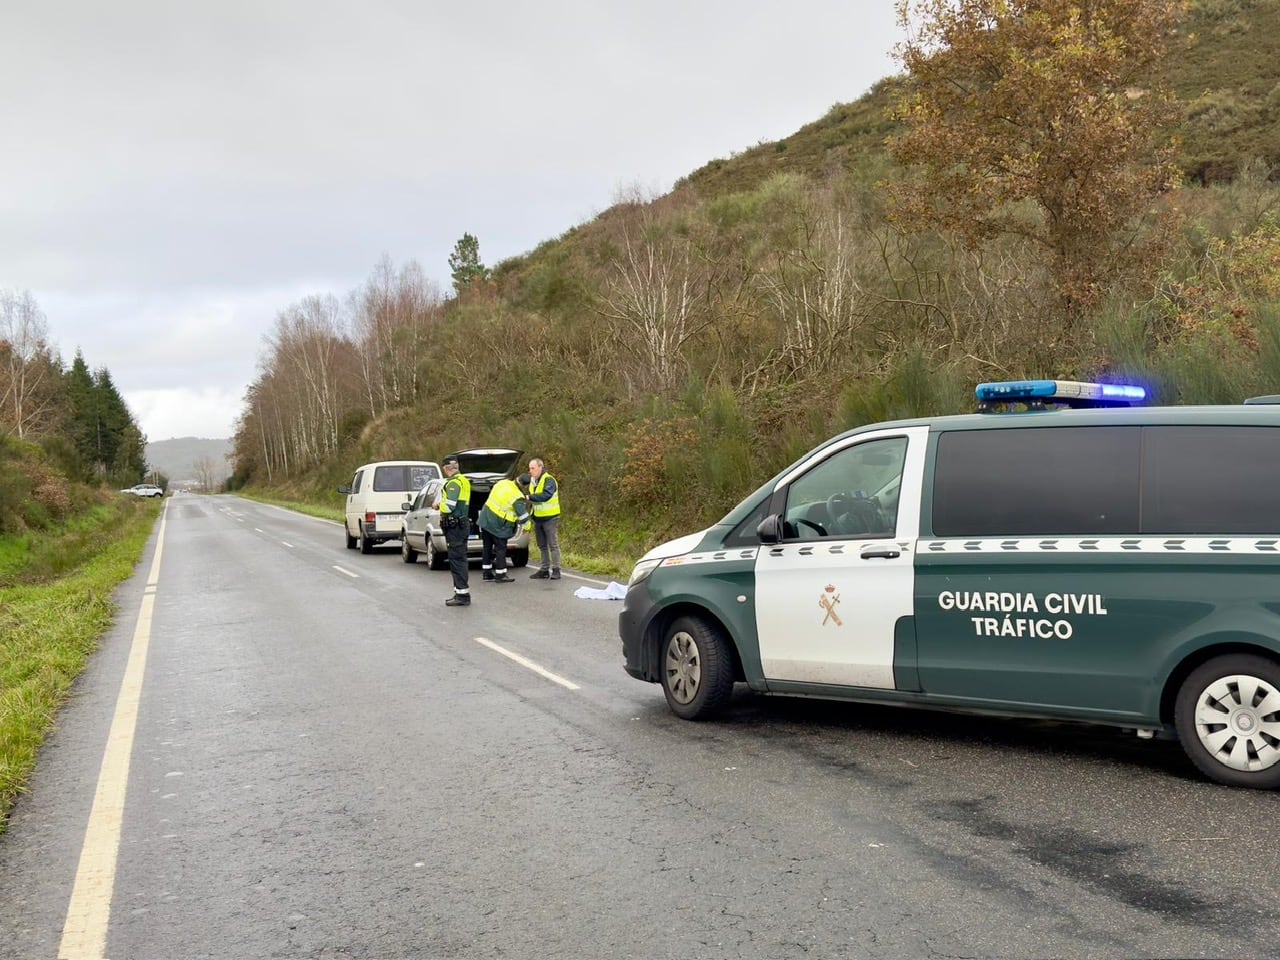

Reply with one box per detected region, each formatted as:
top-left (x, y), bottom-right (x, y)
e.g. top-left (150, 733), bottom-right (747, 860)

top-left (399, 448), bottom-right (530, 569)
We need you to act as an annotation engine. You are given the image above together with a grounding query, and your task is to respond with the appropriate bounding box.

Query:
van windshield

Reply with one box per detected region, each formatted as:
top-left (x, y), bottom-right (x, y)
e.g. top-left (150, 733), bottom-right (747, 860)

top-left (373, 464), bottom-right (439, 492)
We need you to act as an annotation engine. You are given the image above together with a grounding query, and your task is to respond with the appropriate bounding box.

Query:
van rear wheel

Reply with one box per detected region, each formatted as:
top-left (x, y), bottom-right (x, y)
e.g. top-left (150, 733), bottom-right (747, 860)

top-left (659, 615), bottom-right (734, 720)
top-left (359, 523), bottom-right (373, 554)
top-left (345, 526), bottom-right (357, 550)
top-left (1175, 654), bottom-right (1280, 789)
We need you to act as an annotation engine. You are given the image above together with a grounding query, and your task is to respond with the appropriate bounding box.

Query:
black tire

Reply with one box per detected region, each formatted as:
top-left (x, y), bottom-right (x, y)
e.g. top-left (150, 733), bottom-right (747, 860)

top-left (510, 549), bottom-right (529, 569)
top-left (426, 536), bottom-right (448, 571)
top-left (359, 523), bottom-right (373, 554)
top-left (401, 532), bottom-right (418, 564)
top-left (1174, 653), bottom-right (1280, 789)
top-left (659, 615), bottom-right (735, 720)
top-left (345, 525), bottom-right (357, 550)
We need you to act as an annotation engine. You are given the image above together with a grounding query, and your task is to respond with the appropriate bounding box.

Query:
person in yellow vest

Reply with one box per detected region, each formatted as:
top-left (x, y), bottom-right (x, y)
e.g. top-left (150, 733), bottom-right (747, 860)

top-left (526, 457), bottom-right (562, 580)
top-left (477, 475), bottom-right (531, 583)
top-left (439, 456), bottom-right (473, 606)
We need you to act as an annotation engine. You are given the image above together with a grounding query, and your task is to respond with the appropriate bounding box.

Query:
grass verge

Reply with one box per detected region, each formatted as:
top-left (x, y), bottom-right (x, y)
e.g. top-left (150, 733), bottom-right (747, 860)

top-left (0, 500), bottom-right (157, 834)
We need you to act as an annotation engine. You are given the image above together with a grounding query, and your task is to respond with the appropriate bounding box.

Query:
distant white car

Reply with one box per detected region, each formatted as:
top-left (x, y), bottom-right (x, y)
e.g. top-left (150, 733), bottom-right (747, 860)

top-left (121, 484), bottom-right (164, 498)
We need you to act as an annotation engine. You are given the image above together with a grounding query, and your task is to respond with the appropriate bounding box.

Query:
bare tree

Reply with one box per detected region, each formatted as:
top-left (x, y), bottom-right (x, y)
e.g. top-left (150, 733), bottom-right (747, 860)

top-left (596, 219), bottom-right (713, 393)
top-left (0, 289), bottom-right (62, 439)
top-left (350, 256), bottom-right (442, 418)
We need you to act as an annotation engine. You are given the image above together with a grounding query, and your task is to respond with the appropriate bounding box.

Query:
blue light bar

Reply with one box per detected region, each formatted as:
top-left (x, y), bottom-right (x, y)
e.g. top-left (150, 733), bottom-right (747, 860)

top-left (975, 379), bottom-right (1147, 407)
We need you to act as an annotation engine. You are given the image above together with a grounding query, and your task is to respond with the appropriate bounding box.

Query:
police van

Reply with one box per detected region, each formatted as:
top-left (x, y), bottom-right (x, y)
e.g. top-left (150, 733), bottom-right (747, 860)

top-left (619, 381), bottom-right (1280, 789)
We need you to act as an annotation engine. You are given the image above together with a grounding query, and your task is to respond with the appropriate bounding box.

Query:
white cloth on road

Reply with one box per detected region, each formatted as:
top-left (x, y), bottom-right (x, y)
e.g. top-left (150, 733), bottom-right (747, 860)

top-left (573, 581), bottom-right (628, 600)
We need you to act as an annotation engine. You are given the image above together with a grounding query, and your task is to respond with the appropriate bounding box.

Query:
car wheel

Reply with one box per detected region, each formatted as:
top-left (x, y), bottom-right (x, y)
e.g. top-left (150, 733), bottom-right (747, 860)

top-left (659, 615), bottom-right (735, 720)
top-left (426, 536), bottom-right (448, 571)
top-left (401, 532), bottom-right (418, 564)
top-left (1175, 653), bottom-right (1280, 789)
top-left (510, 549), bottom-right (528, 568)
top-left (359, 523), bottom-right (373, 554)
top-left (345, 525), bottom-right (357, 550)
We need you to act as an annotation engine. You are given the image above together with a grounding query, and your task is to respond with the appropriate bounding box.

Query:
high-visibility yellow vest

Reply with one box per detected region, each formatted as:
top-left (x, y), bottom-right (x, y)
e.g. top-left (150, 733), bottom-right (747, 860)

top-left (441, 474), bottom-right (471, 517)
top-left (487, 478), bottom-right (525, 522)
top-left (530, 473), bottom-right (561, 518)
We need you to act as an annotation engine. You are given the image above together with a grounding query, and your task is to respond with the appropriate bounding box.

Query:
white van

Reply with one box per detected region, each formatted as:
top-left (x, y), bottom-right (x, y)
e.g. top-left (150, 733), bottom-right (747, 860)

top-left (339, 460), bottom-right (440, 554)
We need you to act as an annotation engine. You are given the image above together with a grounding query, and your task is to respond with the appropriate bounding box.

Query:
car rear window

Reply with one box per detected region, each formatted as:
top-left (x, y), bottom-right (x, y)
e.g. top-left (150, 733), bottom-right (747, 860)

top-left (373, 464), bottom-right (439, 492)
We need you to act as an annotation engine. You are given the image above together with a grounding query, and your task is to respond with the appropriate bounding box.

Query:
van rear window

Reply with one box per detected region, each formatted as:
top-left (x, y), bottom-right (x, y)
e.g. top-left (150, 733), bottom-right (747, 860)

top-left (373, 464), bottom-right (439, 492)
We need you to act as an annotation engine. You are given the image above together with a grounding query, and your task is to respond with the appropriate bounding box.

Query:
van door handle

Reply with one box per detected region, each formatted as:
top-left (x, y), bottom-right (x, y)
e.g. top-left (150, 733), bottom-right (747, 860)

top-left (860, 547), bottom-right (900, 560)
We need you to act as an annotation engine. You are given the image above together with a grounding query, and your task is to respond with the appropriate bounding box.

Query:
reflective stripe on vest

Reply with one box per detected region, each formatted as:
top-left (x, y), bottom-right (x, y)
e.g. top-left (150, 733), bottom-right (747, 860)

top-left (531, 474), bottom-right (561, 518)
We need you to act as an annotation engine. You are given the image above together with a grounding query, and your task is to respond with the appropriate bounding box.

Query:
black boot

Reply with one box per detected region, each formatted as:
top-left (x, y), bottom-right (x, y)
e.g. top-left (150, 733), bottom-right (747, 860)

top-left (530, 568), bottom-right (550, 579)
top-left (549, 568), bottom-right (561, 580)
top-left (445, 594), bottom-right (471, 606)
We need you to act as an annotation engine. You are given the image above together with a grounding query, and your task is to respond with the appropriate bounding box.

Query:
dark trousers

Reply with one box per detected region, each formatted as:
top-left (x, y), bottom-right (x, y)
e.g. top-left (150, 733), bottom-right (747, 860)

top-left (481, 529), bottom-right (507, 574)
top-left (444, 520), bottom-right (469, 593)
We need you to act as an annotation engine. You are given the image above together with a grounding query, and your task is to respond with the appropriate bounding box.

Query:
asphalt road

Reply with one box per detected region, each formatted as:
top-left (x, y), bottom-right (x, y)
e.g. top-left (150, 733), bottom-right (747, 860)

top-left (1, 495), bottom-right (1277, 959)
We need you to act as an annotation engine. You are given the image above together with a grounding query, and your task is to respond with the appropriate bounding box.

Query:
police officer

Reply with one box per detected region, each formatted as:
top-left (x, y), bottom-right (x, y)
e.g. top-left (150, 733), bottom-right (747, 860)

top-left (526, 457), bottom-right (562, 580)
top-left (439, 456), bottom-right (472, 606)
top-left (478, 474), bottom-right (531, 583)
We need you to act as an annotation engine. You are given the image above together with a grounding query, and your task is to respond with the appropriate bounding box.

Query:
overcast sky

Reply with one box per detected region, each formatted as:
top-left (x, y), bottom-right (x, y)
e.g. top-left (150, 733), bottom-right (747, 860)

top-left (2, 1), bottom-right (904, 441)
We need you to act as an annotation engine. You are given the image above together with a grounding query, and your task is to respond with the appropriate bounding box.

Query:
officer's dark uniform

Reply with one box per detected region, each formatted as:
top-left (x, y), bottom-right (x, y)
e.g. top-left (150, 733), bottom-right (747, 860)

top-left (440, 458), bottom-right (472, 606)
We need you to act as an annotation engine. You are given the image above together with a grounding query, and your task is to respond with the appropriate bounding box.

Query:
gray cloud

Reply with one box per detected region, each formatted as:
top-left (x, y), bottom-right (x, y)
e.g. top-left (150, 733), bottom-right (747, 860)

top-left (2, 1), bottom-right (902, 439)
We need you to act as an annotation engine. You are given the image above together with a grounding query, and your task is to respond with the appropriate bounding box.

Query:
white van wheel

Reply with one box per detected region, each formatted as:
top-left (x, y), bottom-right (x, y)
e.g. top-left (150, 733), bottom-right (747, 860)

top-left (1175, 654), bottom-right (1280, 788)
top-left (659, 616), bottom-right (734, 720)
top-left (359, 523), bottom-right (373, 554)
top-left (345, 526), bottom-right (357, 549)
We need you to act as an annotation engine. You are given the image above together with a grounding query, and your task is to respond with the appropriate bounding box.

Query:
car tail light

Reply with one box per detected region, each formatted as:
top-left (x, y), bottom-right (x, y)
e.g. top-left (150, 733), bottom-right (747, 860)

top-left (365, 512), bottom-right (377, 523)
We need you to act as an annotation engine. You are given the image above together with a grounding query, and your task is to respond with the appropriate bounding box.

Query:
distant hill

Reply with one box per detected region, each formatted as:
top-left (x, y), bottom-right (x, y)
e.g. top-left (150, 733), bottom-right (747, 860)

top-left (146, 437), bottom-right (233, 488)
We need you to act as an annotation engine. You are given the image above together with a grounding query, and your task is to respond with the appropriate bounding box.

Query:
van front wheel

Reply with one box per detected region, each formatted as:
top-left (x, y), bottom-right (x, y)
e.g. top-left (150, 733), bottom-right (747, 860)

top-left (1175, 654), bottom-right (1280, 789)
top-left (659, 616), bottom-right (734, 720)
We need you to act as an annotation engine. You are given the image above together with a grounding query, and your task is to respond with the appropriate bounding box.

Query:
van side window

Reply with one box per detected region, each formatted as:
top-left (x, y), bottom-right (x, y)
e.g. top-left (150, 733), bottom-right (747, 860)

top-left (932, 426), bottom-right (1139, 536)
top-left (782, 437), bottom-right (907, 540)
top-left (352, 471), bottom-right (363, 494)
top-left (1143, 425), bottom-right (1280, 533)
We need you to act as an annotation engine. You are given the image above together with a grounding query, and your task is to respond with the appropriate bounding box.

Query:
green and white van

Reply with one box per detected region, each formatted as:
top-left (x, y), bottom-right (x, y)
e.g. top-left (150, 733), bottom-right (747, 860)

top-left (619, 381), bottom-right (1280, 788)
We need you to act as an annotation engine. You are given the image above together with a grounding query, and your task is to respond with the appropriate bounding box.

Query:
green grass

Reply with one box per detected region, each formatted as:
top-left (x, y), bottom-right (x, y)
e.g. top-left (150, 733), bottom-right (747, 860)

top-left (0, 500), bottom-right (157, 833)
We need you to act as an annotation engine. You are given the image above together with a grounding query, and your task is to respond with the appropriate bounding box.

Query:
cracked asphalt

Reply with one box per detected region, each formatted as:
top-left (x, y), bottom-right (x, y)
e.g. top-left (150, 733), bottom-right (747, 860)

top-left (1, 494), bottom-right (1276, 959)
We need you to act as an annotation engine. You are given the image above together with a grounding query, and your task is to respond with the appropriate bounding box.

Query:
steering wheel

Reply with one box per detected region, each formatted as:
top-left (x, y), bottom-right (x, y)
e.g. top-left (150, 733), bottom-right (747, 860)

top-left (827, 491), bottom-right (882, 536)
top-left (826, 491), bottom-right (854, 522)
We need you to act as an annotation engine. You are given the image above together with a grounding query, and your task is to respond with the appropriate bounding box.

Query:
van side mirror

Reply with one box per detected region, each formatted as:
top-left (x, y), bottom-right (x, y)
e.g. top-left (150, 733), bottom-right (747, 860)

top-left (338, 485), bottom-right (351, 495)
top-left (757, 514), bottom-right (783, 544)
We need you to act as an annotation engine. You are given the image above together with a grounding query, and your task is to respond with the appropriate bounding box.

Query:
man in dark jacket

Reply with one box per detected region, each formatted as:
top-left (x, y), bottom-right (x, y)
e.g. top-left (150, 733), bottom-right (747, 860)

top-left (440, 456), bottom-right (472, 606)
top-left (478, 475), bottom-right (531, 583)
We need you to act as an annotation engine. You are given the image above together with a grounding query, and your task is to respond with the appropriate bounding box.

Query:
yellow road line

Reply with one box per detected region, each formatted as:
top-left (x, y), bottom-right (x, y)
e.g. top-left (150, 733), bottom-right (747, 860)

top-left (59, 500), bottom-right (169, 960)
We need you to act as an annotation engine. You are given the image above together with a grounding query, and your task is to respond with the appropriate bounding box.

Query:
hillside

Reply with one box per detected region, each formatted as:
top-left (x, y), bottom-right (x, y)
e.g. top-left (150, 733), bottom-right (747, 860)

top-left (233, 0), bottom-right (1280, 568)
top-left (146, 437), bottom-right (232, 488)
top-left (676, 0), bottom-right (1280, 199)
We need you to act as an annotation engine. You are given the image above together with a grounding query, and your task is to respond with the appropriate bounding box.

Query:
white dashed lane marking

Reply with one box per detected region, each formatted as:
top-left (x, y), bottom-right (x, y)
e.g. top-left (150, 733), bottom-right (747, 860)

top-left (474, 637), bottom-right (580, 691)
